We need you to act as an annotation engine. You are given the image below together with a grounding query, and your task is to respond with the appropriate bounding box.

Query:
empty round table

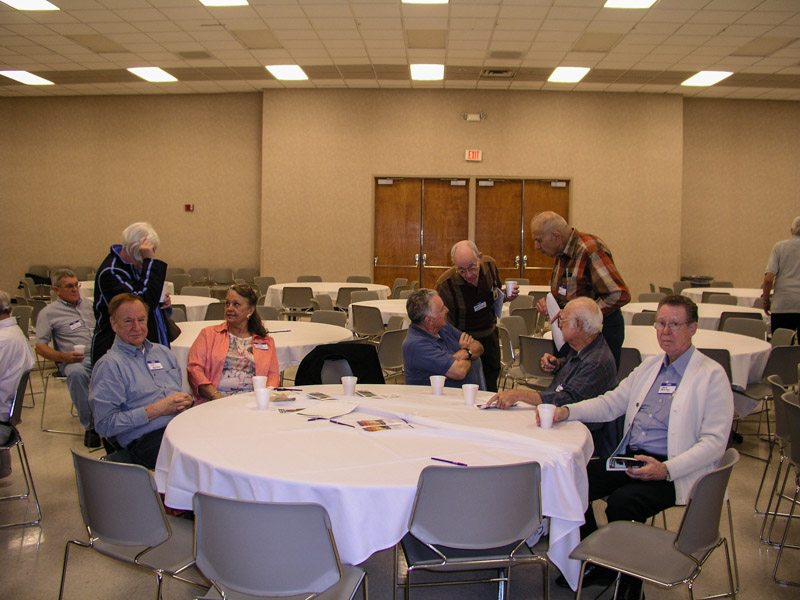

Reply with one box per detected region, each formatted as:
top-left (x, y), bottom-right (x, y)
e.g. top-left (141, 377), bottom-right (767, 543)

top-left (683, 287), bottom-right (762, 308)
top-left (266, 282), bottom-right (390, 309)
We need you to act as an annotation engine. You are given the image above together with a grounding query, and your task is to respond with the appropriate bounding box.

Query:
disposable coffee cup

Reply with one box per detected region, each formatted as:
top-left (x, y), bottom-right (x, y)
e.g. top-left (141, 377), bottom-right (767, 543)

top-left (255, 388), bottom-right (269, 410)
top-left (462, 384), bottom-right (478, 406)
top-left (505, 280), bottom-right (518, 296)
top-left (342, 376), bottom-right (357, 396)
top-left (430, 375), bottom-right (445, 396)
top-left (252, 376), bottom-right (267, 390)
top-left (538, 404), bottom-right (556, 429)
top-left (73, 344), bottom-right (86, 355)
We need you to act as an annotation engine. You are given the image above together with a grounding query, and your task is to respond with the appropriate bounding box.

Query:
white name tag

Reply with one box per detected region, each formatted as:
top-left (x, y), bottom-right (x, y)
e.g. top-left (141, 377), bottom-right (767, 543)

top-left (68, 320), bottom-right (82, 330)
top-left (254, 342), bottom-right (270, 350)
top-left (555, 384), bottom-right (564, 392)
top-left (558, 286), bottom-right (567, 296)
top-left (473, 301), bottom-right (487, 312)
top-left (658, 383), bottom-right (677, 395)
top-left (147, 360), bottom-right (164, 371)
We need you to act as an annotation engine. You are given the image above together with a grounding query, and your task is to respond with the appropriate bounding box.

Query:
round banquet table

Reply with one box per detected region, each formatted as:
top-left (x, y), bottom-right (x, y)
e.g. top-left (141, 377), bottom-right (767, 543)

top-left (622, 302), bottom-right (765, 330)
top-left (154, 384), bottom-right (593, 589)
top-left (170, 295), bottom-right (218, 321)
top-left (170, 320), bottom-right (354, 391)
top-left (621, 325), bottom-right (770, 389)
top-left (266, 282), bottom-right (391, 308)
top-left (683, 287), bottom-right (762, 308)
top-left (79, 280), bottom-right (174, 302)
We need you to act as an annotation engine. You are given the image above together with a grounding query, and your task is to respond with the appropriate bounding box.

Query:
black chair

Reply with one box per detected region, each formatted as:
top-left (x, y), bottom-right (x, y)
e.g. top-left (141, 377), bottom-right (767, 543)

top-left (295, 342), bottom-right (385, 385)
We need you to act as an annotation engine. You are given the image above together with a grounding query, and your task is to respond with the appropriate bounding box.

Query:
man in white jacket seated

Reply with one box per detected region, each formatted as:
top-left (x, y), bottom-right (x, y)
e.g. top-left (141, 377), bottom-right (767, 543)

top-left (548, 294), bottom-right (733, 598)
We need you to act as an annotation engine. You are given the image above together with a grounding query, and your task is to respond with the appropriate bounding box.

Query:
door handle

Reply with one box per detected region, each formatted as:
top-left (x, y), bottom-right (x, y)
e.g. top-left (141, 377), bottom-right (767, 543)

top-left (422, 254), bottom-right (427, 266)
top-left (374, 256), bottom-right (378, 266)
top-left (515, 255), bottom-right (520, 268)
top-left (414, 254), bottom-right (419, 267)
top-left (523, 255), bottom-right (528, 267)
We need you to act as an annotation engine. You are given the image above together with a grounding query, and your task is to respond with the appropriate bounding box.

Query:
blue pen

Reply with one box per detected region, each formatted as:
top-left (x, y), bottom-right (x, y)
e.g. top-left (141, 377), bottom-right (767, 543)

top-left (329, 419), bottom-right (355, 428)
top-left (431, 457), bottom-right (468, 467)
top-left (275, 387), bottom-right (301, 392)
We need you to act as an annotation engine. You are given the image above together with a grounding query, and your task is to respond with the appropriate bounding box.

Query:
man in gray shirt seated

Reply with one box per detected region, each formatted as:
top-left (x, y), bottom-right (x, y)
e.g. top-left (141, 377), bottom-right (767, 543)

top-left (35, 268), bottom-right (98, 447)
top-left (89, 293), bottom-right (192, 469)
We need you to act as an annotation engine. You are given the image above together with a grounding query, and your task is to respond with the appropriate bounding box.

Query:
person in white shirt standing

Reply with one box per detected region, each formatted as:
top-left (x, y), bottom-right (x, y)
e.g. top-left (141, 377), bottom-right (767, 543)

top-left (762, 215), bottom-right (800, 337)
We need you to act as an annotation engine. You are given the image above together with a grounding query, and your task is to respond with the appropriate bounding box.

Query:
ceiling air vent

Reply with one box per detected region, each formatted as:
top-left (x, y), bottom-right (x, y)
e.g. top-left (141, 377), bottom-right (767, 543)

top-left (480, 69), bottom-right (515, 79)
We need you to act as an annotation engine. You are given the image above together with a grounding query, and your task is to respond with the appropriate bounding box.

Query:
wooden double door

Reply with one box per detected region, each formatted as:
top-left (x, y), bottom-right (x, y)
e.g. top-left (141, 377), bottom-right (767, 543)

top-left (373, 177), bottom-right (569, 290)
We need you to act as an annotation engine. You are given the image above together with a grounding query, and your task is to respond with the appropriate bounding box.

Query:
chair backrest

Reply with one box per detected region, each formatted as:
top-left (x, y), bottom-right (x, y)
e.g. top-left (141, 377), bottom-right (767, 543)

top-left (709, 294), bottom-right (738, 306)
top-left (510, 307), bottom-right (537, 336)
top-left (658, 286), bottom-right (672, 296)
top-left (717, 311), bottom-right (762, 331)
top-left (519, 335), bottom-right (556, 379)
top-left (378, 328), bottom-right (407, 370)
top-left (351, 304), bottom-right (385, 337)
top-left (673, 281), bottom-right (690, 294)
top-left (409, 280), bottom-right (419, 290)
top-left (697, 348), bottom-right (733, 382)
top-left (297, 275), bottom-right (322, 282)
top-left (193, 493), bottom-right (342, 597)
top-left (12, 305), bottom-right (32, 335)
top-left (528, 290), bottom-right (548, 308)
top-left (294, 342), bottom-right (385, 385)
top-left (204, 301), bottom-right (225, 321)
top-left (702, 290), bottom-right (729, 303)
top-left (722, 317), bottom-right (767, 340)
top-left (752, 296), bottom-right (763, 309)
top-left (617, 347), bottom-right (642, 381)
top-left (311, 310), bottom-right (348, 327)
top-left (210, 268), bottom-right (234, 285)
top-left (257, 305), bottom-right (280, 321)
top-left (392, 285), bottom-right (409, 298)
top-left (14, 296), bottom-right (28, 306)
top-left (498, 316), bottom-right (526, 352)
top-left (188, 268), bottom-right (209, 284)
top-left (182, 286), bottom-right (211, 298)
top-left (8, 370), bottom-right (32, 424)
top-left (398, 289), bottom-right (414, 299)
top-left (392, 278), bottom-right (408, 290)
top-left (509, 294), bottom-right (535, 311)
top-left (169, 273), bottom-right (192, 294)
top-left (170, 305), bottom-right (187, 323)
top-left (767, 375), bottom-right (792, 444)
top-left (712, 281), bottom-right (734, 288)
top-left (165, 266), bottom-right (185, 278)
top-left (631, 311), bottom-right (656, 326)
top-left (497, 325), bottom-right (515, 367)
top-left (320, 358), bottom-right (354, 382)
top-left (308, 293), bottom-right (333, 311)
top-left (781, 393), bottom-right (800, 467)
top-left (638, 292), bottom-right (665, 302)
top-left (409, 462), bottom-right (541, 549)
top-left (73, 266), bottom-right (95, 280)
top-left (281, 286), bottom-right (314, 310)
top-left (235, 268), bottom-right (258, 283)
top-left (770, 327), bottom-right (795, 348)
top-left (351, 290), bottom-right (379, 304)
top-left (70, 449), bottom-right (170, 548)
top-left (386, 315), bottom-right (407, 331)
top-left (674, 448), bottom-right (739, 558)
top-left (335, 286), bottom-right (367, 310)
top-left (649, 283), bottom-right (656, 293)
top-left (253, 276), bottom-right (276, 296)
top-left (762, 345), bottom-right (800, 386)
top-left (27, 264), bottom-right (49, 278)
top-left (346, 275), bottom-right (371, 283)
top-left (28, 299), bottom-right (47, 325)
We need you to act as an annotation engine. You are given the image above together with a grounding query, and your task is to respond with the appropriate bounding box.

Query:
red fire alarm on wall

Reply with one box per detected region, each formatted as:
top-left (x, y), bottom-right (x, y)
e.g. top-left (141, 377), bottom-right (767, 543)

top-left (185, 204), bottom-right (194, 212)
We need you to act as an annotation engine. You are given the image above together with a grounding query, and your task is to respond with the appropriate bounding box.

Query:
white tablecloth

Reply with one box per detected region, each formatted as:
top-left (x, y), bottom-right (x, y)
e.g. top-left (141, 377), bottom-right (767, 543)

top-left (170, 295), bottom-right (218, 321)
top-left (266, 283), bottom-right (390, 308)
top-left (79, 280), bottom-right (174, 302)
top-left (683, 287), bottom-right (762, 308)
top-left (621, 326), bottom-right (770, 389)
top-left (154, 384), bottom-right (593, 588)
top-left (622, 302), bottom-right (765, 331)
top-left (170, 320), bottom-right (354, 391)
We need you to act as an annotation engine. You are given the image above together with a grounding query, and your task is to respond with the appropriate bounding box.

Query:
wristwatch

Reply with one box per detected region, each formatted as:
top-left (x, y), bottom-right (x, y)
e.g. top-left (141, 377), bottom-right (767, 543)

top-left (465, 348), bottom-right (473, 360)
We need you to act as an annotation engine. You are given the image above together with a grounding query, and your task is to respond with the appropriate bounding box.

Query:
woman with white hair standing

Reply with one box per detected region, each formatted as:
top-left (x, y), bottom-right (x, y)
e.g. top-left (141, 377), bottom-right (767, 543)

top-left (91, 222), bottom-right (171, 365)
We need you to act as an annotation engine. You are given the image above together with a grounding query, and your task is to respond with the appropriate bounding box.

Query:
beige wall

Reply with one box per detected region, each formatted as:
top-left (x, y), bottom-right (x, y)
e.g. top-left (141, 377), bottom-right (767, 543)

top-left (0, 93), bottom-right (262, 294)
top-left (682, 98), bottom-right (800, 289)
top-left (261, 89), bottom-right (684, 297)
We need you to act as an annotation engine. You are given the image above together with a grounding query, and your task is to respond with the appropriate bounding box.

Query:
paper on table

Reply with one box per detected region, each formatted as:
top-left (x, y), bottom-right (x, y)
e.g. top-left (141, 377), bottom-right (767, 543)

top-left (299, 400), bottom-right (358, 419)
top-left (546, 292), bottom-right (565, 351)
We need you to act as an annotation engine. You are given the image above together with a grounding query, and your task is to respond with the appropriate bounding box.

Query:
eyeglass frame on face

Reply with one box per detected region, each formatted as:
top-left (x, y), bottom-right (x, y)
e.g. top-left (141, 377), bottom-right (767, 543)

top-left (555, 314), bottom-right (580, 328)
top-left (56, 282), bottom-right (81, 290)
top-left (455, 263), bottom-right (479, 275)
top-left (654, 320), bottom-right (691, 332)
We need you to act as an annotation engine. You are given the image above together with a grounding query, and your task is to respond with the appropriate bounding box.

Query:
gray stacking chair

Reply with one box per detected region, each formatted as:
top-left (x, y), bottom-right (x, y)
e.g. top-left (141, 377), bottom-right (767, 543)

top-left (518, 335), bottom-right (556, 391)
top-left (170, 305), bottom-right (187, 323)
top-left (58, 450), bottom-right (206, 600)
top-left (311, 310), bottom-right (348, 328)
top-left (386, 315), bottom-right (407, 331)
top-left (193, 493), bottom-right (368, 600)
top-left (398, 289), bottom-right (414, 299)
top-left (73, 266), bottom-right (95, 280)
top-left (658, 286), bottom-right (672, 296)
top-left (722, 317), bottom-right (767, 340)
top-left (717, 311), bottom-right (762, 332)
top-left (378, 327), bottom-right (407, 382)
top-left (570, 448), bottom-right (739, 600)
top-left (346, 275), bottom-right (371, 283)
top-left (204, 301), bottom-right (225, 321)
top-left (11, 305), bottom-right (32, 336)
top-left (392, 285), bottom-right (410, 298)
top-left (770, 327), bottom-right (795, 347)
top-left (350, 290), bottom-right (380, 304)
top-left (712, 281), bottom-right (734, 288)
top-left (169, 273), bottom-right (191, 294)
top-left (637, 292), bottom-right (665, 302)
top-left (280, 286), bottom-right (314, 320)
top-left (210, 268), bottom-right (234, 286)
top-left (182, 286), bottom-right (211, 298)
top-left (771, 393), bottom-right (800, 586)
top-left (256, 305), bottom-right (280, 321)
top-left (759, 377), bottom-right (794, 543)
top-left (702, 290), bottom-right (729, 303)
top-left (673, 281), bottom-right (691, 295)
top-left (617, 347), bottom-right (642, 382)
top-left (189, 268), bottom-right (209, 285)
top-left (509, 294), bottom-right (535, 311)
top-left (351, 304), bottom-right (385, 343)
top-left (499, 315), bottom-right (527, 358)
top-left (631, 311), bottom-right (656, 326)
top-left (310, 293), bottom-right (335, 311)
top-left (253, 276), bottom-right (276, 296)
top-left (297, 275), bottom-right (322, 282)
top-left (497, 325), bottom-right (525, 390)
top-left (510, 306), bottom-right (538, 336)
top-left (235, 268), bottom-right (258, 284)
top-left (395, 461), bottom-right (548, 600)
top-left (165, 266), bottom-right (185, 279)
top-left (334, 286), bottom-right (367, 311)
top-left (0, 370), bottom-right (41, 529)
top-left (708, 294), bottom-right (738, 306)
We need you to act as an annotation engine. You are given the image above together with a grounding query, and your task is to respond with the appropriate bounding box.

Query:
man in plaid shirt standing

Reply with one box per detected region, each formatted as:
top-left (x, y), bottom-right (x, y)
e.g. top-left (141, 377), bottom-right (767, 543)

top-left (530, 211), bottom-right (630, 368)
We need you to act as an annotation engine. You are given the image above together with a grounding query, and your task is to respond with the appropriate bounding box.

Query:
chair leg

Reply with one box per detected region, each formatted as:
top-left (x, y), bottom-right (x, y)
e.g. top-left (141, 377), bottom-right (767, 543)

top-left (726, 500), bottom-right (739, 595)
top-left (760, 455), bottom-right (787, 541)
top-left (0, 439), bottom-right (41, 528)
top-left (58, 539), bottom-right (91, 600)
top-left (753, 441), bottom-right (775, 513)
top-left (40, 374), bottom-right (82, 436)
top-left (772, 477), bottom-right (800, 586)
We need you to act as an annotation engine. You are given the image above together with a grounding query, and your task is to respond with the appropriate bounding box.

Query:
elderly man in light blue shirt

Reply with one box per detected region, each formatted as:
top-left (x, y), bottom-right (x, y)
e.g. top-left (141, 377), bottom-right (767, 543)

top-left (89, 293), bottom-right (192, 469)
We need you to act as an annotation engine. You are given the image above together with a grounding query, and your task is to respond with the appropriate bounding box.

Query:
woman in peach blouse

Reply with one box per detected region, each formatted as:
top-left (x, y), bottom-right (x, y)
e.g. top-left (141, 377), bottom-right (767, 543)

top-left (187, 284), bottom-right (279, 404)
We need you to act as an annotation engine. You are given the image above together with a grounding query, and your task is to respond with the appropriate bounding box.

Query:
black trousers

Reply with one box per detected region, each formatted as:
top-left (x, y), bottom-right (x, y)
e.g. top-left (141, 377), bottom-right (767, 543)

top-left (474, 328), bottom-right (501, 393)
top-left (601, 309), bottom-right (625, 370)
top-left (770, 312), bottom-right (800, 338)
top-left (581, 450), bottom-right (676, 539)
top-left (126, 427), bottom-right (167, 470)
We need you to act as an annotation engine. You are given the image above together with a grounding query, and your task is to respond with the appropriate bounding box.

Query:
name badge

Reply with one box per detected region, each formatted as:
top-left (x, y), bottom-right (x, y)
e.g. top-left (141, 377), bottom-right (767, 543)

top-left (658, 383), bottom-right (677, 395)
top-left (555, 384), bottom-right (564, 393)
top-left (473, 301), bottom-right (487, 312)
top-left (254, 342), bottom-right (270, 350)
top-left (68, 320), bottom-right (82, 331)
top-left (558, 286), bottom-right (567, 297)
top-left (147, 360), bottom-right (164, 371)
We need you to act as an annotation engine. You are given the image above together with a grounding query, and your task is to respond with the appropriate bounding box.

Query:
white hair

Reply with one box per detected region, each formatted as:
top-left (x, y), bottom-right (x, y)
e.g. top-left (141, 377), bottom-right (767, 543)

top-left (450, 240), bottom-right (480, 264)
top-left (0, 290), bottom-right (11, 314)
top-left (791, 216), bottom-right (800, 236)
top-left (121, 222), bottom-right (160, 262)
top-left (566, 297), bottom-right (603, 335)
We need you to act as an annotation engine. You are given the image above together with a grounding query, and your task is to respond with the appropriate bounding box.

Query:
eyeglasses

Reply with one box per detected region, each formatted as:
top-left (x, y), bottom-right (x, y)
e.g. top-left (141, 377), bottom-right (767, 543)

top-left (456, 264), bottom-right (479, 275)
top-left (654, 321), bottom-right (690, 332)
top-left (556, 315), bottom-right (578, 327)
top-left (58, 283), bottom-right (81, 290)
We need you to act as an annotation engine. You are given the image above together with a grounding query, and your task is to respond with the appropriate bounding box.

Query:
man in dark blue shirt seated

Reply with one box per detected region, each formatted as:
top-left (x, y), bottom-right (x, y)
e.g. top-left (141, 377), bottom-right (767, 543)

top-left (402, 289), bottom-right (485, 389)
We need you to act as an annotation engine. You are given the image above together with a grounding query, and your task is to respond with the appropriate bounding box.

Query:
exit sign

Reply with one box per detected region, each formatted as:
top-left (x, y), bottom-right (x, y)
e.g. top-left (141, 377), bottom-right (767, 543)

top-left (465, 149), bottom-right (482, 162)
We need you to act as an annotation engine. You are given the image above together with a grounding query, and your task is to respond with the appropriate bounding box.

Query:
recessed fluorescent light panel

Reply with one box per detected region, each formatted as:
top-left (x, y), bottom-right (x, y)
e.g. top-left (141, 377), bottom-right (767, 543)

top-left (127, 67), bottom-right (178, 83)
top-left (681, 71), bottom-right (733, 87)
top-left (266, 65), bottom-right (308, 81)
top-left (0, 70), bottom-right (54, 85)
top-left (548, 67), bottom-right (590, 83)
top-left (410, 64), bottom-right (444, 81)
top-left (0, 0), bottom-right (59, 9)
top-left (199, 0), bottom-right (249, 6)
top-left (604, 0), bottom-right (657, 8)
top-left (402, 0), bottom-right (449, 4)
